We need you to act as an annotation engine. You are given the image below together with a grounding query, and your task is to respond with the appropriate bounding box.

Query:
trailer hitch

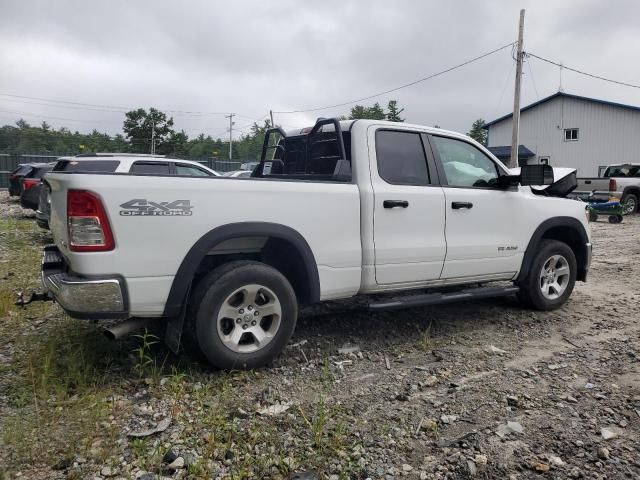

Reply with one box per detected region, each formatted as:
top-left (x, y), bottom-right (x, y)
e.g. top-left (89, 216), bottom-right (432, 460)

top-left (15, 291), bottom-right (53, 308)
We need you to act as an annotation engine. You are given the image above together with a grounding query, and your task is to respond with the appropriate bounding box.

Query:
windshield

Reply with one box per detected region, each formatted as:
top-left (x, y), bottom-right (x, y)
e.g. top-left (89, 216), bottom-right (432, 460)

top-left (603, 164), bottom-right (640, 178)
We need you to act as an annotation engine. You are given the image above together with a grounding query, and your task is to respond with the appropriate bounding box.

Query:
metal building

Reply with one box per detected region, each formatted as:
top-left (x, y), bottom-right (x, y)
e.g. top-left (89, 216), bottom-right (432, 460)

top-left (484, 92), bottom-right (640, 176)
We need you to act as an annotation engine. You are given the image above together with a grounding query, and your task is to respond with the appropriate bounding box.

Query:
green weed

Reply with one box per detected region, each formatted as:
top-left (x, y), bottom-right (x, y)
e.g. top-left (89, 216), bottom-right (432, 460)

top-left (418, 323), bottom-right (433, 351)
top-left (132, 329), bottom-right (161, 379)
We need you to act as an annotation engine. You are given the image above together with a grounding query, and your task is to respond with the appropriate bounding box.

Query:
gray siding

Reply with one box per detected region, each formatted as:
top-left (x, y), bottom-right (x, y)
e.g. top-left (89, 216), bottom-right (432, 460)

top-left (487, 96), bottom-right (640, 176)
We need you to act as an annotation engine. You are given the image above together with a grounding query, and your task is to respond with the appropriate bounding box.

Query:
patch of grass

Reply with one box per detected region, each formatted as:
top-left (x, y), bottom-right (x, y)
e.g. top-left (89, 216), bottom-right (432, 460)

top-left (0, 289), bottom-right (13, 318)
top-left (129, 438), bottom-right (148, 458)
top-left (2, 318), bottom-right (124, 470)
top-left (132, 329), bottom-right (163, 379)
top-left (418, 323), bottom-right (433, 351)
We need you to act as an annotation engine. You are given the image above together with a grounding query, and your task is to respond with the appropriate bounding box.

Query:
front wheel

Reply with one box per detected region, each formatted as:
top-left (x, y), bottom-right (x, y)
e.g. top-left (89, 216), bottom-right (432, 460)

top-left (188, 261), bottom-right (298, 369)
top-left (517, 240), bottom-right (577, 311)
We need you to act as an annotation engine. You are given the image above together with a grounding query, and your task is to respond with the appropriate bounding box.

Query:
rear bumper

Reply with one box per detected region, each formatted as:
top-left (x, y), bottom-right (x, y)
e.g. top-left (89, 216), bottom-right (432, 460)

top-left (41, 245), bottom-right (128, 319)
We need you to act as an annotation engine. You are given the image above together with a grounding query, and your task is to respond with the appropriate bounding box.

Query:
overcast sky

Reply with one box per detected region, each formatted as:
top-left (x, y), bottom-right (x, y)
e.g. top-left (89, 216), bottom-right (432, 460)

top-left (1, 0), bottom-right (639, 139)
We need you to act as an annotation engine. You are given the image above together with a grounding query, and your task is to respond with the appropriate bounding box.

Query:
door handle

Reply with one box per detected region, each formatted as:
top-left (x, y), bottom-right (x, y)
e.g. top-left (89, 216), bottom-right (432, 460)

top-left (383, 200), bottom-right (409, 209)
top-left (452, 201), bottom-right (473, 209)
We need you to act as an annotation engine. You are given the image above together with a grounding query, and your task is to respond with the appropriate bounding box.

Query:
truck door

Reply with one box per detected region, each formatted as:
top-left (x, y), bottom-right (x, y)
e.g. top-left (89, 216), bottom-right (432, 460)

top-left (370, 128), bottom-right (447, 285)
top-left (428, 134), bottom-right (523, 279)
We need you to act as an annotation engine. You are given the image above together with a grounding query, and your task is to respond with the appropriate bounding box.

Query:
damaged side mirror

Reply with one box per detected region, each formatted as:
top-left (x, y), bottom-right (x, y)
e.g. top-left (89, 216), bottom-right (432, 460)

top-left (520, 164), bottom-right (554, 186)
top-left (497, 164), bottom-right (555, 188)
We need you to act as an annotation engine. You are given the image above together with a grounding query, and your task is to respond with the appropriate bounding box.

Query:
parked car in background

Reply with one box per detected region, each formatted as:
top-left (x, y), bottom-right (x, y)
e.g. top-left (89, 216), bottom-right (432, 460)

top-left (36, 154), bottom-right (220, 229)
top-left (222, 170), bottom-right (252, 178)
top-left (52, 153), bottom-right (220, 176)
top-left (9, 163), bottom-right (47, 197)
top-left (19, 163), bottom-right (55, 210)
top-left (573, 163), bottom-right (640, 213)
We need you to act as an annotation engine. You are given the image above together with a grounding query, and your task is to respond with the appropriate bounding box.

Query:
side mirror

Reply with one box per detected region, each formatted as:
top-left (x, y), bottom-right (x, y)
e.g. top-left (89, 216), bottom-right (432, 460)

top-left (520, 164), bottom-right (554, 186)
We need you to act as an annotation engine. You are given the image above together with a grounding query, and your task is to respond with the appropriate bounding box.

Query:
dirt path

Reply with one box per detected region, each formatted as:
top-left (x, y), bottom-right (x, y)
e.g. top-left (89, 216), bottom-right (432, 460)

top-left (0, 191), bottom-right (638, 480)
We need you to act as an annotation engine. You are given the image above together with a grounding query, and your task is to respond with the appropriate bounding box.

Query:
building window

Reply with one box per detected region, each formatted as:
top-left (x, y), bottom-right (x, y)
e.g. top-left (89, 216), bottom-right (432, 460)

top-left (564, 128), bottom-right (579, 141)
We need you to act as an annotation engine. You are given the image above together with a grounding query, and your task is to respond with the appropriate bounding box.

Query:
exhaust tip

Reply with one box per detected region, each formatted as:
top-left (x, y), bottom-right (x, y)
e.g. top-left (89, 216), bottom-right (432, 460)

top-left (102, 318), bottom-right (151, 341)
top-left (103, 329), bottom-right (117, 341)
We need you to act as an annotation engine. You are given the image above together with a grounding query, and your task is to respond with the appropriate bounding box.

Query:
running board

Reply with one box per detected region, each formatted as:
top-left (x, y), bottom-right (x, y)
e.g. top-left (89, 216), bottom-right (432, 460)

top-left (368, 286), bottom-right (520, 311)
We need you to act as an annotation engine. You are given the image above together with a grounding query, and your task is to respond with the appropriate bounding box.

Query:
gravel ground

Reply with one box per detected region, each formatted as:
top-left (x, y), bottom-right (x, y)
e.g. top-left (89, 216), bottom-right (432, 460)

top-left (0, 190), bottom-right (639, 480)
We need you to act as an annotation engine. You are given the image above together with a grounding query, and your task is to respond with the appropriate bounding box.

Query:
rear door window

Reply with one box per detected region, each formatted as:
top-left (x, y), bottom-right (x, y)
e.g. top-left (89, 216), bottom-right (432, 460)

top-left (53, 160), bottom-right (120, 173)
top-left (375, 130), bottom-right (430, 186)
top-left (130, 162), bottom-right (171, 175)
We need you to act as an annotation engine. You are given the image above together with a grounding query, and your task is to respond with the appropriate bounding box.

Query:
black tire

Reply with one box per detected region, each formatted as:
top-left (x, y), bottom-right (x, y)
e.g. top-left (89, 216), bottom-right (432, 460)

top-left (517, 239), bottom-right (577, 311)
top-left (187, 260), bottom-right (297, 369)
top-left (621, 193), bottom-right (638, 215)
top-left (588, 211), bottom-right (598, 222)
top-left (608, 215), bottom-right (623, 224)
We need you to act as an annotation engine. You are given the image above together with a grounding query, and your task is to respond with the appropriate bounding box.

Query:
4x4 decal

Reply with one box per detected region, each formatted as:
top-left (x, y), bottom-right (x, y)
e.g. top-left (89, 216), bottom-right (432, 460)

top-left (119, 199), bottom-right (193, 216)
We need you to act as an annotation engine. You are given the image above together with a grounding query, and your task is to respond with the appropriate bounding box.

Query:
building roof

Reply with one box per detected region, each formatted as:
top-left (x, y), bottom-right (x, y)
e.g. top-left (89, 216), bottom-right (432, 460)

top-left (483, 92), bottom-right (640, 128)
top-left (487, 145), bottom-right (535, 159)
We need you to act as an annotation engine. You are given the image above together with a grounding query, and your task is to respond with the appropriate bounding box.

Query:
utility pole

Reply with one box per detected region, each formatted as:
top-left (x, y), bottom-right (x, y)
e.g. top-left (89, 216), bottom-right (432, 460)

top-left (509, 9), bottom-right (525, 169)
top-left (270, 110), bottom-right (275, 128)
top-left (150, 120), bottom-right (156, 155)
top-left (225, 113), bottom-right (235, 160)
top-left (558, 62), bottom-right (564, 92)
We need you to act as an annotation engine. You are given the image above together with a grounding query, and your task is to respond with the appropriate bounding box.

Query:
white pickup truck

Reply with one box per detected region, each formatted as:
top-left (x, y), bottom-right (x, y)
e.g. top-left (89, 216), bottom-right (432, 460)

top-left (41, 119), bottom-right (592, 369)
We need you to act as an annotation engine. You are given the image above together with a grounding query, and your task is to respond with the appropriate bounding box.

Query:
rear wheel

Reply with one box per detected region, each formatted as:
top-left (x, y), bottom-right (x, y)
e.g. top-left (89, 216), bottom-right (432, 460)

top-left (187, 261), bottom-right (297, 369)
top-left (518, 240), bottom-right (577, 311)
top-left (622, 193), bottom-right (638, 215)
top-left (621, 193), bottom-right (638, 214)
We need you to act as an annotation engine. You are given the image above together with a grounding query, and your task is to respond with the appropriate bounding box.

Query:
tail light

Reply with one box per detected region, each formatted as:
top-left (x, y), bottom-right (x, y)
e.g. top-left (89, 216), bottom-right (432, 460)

top-left (608, 178), bottom-right (617, 192)
top-left (67, 190), bottom-right (115, 251)
top-left (22, 178), bottom-right (39, 190)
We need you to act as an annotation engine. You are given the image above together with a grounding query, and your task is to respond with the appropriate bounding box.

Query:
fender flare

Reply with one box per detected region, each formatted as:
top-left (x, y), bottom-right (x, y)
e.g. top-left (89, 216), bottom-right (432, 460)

top-left (621, 185), bottom-right (640, 199)
top-left (515, 216), bottom-right (590, 284)
top-left (162, 222), bottom-right (320, 317)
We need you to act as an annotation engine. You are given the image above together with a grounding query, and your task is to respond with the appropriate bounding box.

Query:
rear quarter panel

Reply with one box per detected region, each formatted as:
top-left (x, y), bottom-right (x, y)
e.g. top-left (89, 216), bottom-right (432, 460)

top-left (46, 174), bottom-right (362, 314)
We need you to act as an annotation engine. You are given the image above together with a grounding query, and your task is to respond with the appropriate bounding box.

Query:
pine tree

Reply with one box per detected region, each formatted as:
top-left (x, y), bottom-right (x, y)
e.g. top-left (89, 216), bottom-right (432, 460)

top-left (467, 118), bottom-right (488, 145)
top-left (386, 100), bottom-right (405, 122)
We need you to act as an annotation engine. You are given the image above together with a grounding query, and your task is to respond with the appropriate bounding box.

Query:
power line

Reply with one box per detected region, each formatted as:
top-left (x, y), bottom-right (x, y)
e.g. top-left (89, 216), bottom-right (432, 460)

top-left (0, 108), bottom-right (115, 124)
top-left (0, 97), bottom-right (130, 114)
top-left (273, 41), bottom-right (515, 114)
top-left (526, 52), bottom-right (640, 89)
top-left (526, 56), bottom-right (540, 102)
top-left (0, 92), bottom-right (262, 117)
top-left (497, 58), bottom-right (516, 109)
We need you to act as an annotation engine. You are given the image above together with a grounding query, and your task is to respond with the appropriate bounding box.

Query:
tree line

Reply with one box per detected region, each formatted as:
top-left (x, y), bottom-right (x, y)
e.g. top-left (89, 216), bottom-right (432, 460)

top-left (0, 100), bottom-right (487, 160)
